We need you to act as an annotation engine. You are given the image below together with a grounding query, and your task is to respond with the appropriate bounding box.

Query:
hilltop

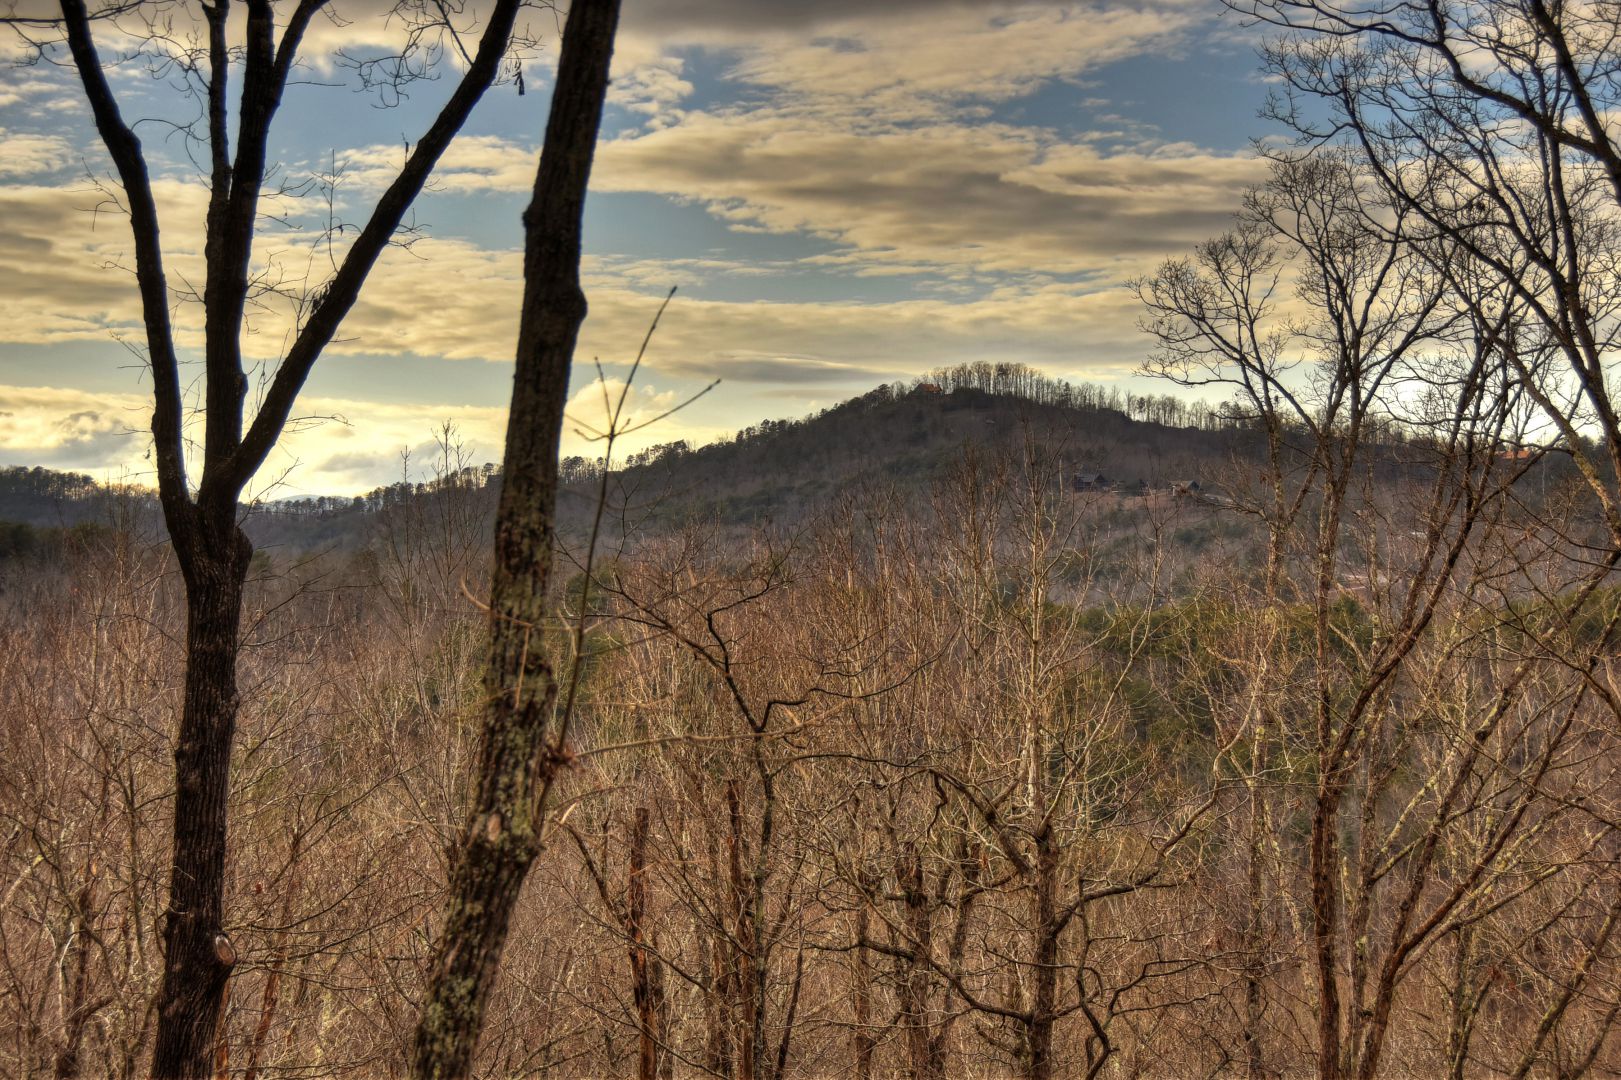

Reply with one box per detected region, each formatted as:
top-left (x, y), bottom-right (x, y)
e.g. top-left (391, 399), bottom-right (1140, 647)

top-left (0, 366), bottom-right (1270, 554)
top-left (571, 375), bottom-right (1250, 530)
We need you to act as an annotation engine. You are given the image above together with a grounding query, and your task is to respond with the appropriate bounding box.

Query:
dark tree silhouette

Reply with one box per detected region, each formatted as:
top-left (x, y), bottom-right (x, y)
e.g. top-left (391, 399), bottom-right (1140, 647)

top-left (26, 1), bottom-right (531, 1074)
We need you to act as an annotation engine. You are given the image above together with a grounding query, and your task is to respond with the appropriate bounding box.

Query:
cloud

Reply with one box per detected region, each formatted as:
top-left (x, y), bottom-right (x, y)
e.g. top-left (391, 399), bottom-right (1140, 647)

top-left (321, 0), bottom-right (1244, 280)
top-left (0, 184), bottom-right (153, 342)
top-left (608, 56), bottom-right (695, 119)
top-left (0, 2), bottom-right (1254, 349)
top-left (0, 129), bottom-right (72, 176)
top-left (333, 114), bottom-right (1261, 280)
top-left (720, 4), bottom-right (1197, 123)
top-left (595, 117), bottom-right (1264, 276)
top-left (0, 0), bottom-right (523, 75)
top-left (0, 191), bottom-right (1168, 384)
top-left (313, 232), bottom-right (1164, 381)
top-left (667, 356), bottom-right (890, 384)
top-left (0, 178), bottom-right (347, 354)
top-left (337, 134), bottom-right (539, 195)
top-left (0, 384), bottom-right (146, 469)
top-left (314, 450), bottom-right (388, 475)
top-left (627, 0), bottom-right (1079, 35)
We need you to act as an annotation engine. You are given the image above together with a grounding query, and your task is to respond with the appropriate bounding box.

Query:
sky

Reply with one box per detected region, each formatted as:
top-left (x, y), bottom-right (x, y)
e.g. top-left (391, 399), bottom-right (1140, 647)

top-left (0, 0), bottom-right (1280, 496)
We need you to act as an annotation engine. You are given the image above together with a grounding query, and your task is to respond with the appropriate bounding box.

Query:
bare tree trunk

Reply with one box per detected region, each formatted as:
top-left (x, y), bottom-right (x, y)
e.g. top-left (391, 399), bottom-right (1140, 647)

top-left (725, 779), bottom-right (758, 1080)
top-left (654, 953), bottom-right (674, 1080)
top-left (896, 844), bottom-right (943, 1080)
top-left (409, 2), bottom-right (621, 1075)
top-left (852, 873), bottom-right (876, 1080)
top-left (1025, 828), bottom-right (1058, 1080)
top-left (1242, 713), bottom-right (1275, 1080)
top-left (705, 928), bottom-right (737, 1078)
top-left (1243, 776), bottom-right (1268, 1080)
top-left (209, 977), bottom-right (231, 1080)
top-left (153, 539), bottom-right (249, 1078)
top-left (242, 854), bottom-right (300, 1080)
top-left (1310, 776), bottom-right (1345, 1080)
top-left (628, 807), bottom-right (663, 1080)
top-left (51, 869), bottom-right (101, 1080)
top-left (1444, 926), bottom-right (1484, 1080)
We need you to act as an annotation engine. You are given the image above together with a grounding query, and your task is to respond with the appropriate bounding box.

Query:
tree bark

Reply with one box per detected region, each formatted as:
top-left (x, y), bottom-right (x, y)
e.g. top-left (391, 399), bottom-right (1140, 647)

top-left (51, 866), bottom-right (101, 1080)
top-left (725, 779), bottom-right (758, 1080)
top-left (896, 844), bottom-right (944, 1080)
top-left (1243, 729), bottom-right (1271, 1080)
top-left (852, 872), bottom-right (876, 1080)
top-left (705, 927), bottom-right (737, 1078)
top-left (151, 529), bottom-right (251, 1079)
top-left (1311, 786), bottom-right (1345, 1080)
top-left (408, 2), bottom-right (622, 1075)
top-left (1024, 828), bottom-right (1058, 1080)
top-left (628, 807), bottom-right (663, 1080)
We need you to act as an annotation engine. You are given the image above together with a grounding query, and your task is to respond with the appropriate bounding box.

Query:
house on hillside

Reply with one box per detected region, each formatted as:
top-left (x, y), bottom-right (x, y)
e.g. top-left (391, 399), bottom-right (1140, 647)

top-left (1072, 473), bottom-right (1109, 493)
top-left (1170, 479), bottom-right (1203, 498)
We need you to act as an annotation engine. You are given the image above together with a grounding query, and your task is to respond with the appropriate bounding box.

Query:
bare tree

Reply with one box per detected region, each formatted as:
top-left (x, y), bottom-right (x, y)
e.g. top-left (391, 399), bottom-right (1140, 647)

top-left (0, 2), bottom-right (540, 1073)
top-left (409, 1), bottom-right (622, 1075)
top-left (1232, 0), bottom-right (1621, 545)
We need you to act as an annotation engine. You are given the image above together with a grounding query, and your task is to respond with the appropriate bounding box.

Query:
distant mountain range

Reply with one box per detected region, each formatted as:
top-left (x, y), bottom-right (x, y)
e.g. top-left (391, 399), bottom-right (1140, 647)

top-left (9, 366), bottom-right (1540, 569)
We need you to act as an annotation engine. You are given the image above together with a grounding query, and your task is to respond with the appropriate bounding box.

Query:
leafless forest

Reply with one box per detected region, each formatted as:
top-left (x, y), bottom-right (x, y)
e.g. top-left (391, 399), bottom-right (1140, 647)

top-left (6, 0), bottom-right (1621, 1078)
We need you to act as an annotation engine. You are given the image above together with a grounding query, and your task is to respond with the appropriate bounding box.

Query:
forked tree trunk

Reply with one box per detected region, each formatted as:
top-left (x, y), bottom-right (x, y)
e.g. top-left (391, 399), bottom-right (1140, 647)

top-left (408, 2), bottom-right (622, 1076)
top-left (53, 0), bottom-right (526, 1071)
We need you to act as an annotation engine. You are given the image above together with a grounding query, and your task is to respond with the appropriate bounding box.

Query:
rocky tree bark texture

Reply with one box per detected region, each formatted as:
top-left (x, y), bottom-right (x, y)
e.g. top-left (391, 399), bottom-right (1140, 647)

top-left (409, 1), bottom-right (623, 1076)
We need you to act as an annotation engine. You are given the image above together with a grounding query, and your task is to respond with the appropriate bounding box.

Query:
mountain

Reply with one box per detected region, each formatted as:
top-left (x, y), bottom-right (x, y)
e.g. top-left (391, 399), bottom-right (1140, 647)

top-left (575, 378), bottom-right (1252, 531)
top-left (0, 368), bottom-right (1302, 565)
top-left (11, 366), bottom-right (1570, 601)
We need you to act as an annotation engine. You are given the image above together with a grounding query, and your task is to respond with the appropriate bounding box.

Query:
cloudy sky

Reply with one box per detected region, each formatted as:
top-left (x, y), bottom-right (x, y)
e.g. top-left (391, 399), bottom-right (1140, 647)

top-left (0, 0), bottom-right (1277, 496)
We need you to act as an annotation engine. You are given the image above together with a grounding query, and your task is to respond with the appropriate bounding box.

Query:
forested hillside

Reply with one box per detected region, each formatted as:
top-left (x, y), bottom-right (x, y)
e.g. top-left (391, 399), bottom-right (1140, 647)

top-left (570, 368), bottom-right (1246, 529)
top-left (7, 0), bottom-right (1621, 1076)
top-left (1, 356), bottom-right (1608, 1079)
